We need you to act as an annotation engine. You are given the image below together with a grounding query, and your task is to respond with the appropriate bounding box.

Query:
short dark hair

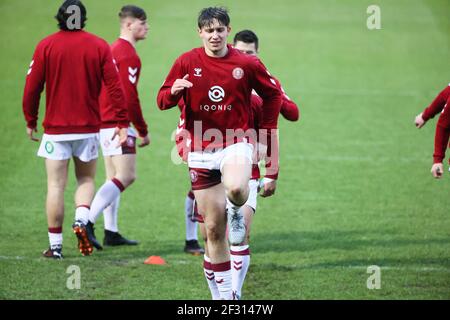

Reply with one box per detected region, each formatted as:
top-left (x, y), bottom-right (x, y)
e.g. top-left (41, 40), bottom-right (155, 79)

top-left (55, 0), bottom-right (87, 31)
top-left (119, 5), bottom-right (147, 21)
top-left (233, 30), bottom-right (259, 51)
top-left (198, 7), bottom-right (230, 29)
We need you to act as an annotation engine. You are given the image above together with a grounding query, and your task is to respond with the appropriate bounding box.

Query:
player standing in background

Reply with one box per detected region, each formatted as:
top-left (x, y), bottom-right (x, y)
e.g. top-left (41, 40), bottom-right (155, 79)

top-left (176, 100), bottom-right (205, 256)
top-left (414, 84), bottom-right (450, 178)
top-left (22, 0), bottom-right (128, 259)
top-left (86, 5), bottom-right (150, 249)
top-left (157, 7), bottom-right (282, 299)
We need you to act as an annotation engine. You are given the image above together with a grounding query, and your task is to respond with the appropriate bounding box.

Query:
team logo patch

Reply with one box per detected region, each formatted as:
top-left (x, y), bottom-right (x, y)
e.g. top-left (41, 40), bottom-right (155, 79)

top-left (208, 85), bottom-right (225, 102)
top-left (232, 67), bottom-right (244, 80)
top-left (190, 170), bottom-right (198, 183)
top-left (45, 141), bottom-right (54, 154)
top-left (128, 67), bottom-right (138, 84)
top-left (194, 68), bottom-right (202, 77)
top-left (103, 139), bottom-right (111, 148)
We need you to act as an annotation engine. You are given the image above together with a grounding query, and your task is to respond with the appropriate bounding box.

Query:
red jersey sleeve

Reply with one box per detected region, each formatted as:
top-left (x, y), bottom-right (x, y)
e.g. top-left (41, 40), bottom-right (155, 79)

top-left (249, 59), bottom-right (282, 130)
top-left (157, 57), bottom-right (185, 110)
top-left (422, 84), bottom-right (450, 121)
top-left (118, 56), bottom-right (148, 136)
top-left (274, 78), bottom-right (300, 122)
top-left (22, 41), bottom-right (46, 129)
top-left (249, 59), bottom-right (282, 179)
top-left (101, 45), bottom-right (128, 128)
top-left (433, 104), bottom-right (450, 164)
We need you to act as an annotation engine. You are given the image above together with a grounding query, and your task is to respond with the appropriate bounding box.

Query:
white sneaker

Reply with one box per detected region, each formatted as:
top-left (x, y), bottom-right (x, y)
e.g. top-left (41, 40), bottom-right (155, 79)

top-left (227, 207), bottom-right (246, 245)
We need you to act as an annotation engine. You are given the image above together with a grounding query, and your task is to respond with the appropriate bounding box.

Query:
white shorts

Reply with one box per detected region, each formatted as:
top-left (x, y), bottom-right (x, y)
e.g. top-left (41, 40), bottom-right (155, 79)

top-left (99, 127), bottom-right (137, 156)
top-left (187, 142), bottom-right (254, 172)
top-left (244, 179), bottom-right (259, 212)
top-left (37, 134), bottom-right (99, 162)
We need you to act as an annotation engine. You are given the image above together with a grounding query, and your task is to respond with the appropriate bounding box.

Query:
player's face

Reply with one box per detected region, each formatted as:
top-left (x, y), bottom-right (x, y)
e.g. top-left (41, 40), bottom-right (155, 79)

top-left (233, 41), bottom-right (258, 56)
top-left (130, 19), bottom-right (149, 41)
top-left (198, 19), bottom-right (230, 56)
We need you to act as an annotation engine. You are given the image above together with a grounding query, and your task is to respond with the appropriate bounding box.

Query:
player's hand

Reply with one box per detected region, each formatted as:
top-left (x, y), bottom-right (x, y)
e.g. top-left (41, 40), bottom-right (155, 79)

top-left (171, 74), bottom-right (193, 95)
top-left (415, 112), bottom-right (426, 129)
top-left (112, 127), bottom-right (128, 147)
top-left (26, 127), bottom-right (39, 142)
top-left (260, 179), bottom-right (277, 198)
top-left (431, 163), bottom-right (444, 179)
top-left (138, 134), bottom-right (150, 148)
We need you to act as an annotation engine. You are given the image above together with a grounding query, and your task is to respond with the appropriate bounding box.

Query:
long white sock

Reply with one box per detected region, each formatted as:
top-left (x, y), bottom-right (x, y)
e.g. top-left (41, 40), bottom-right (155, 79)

top-left (48, 227), bottom-right (63, 249)
top-left (185, 194), bottom-right (197, 241)
top-left (89, 179), bottom-right (124, 224)
top-left (230, 245), bottom-right (251, 297)
top-left (104, 195), bottom-right (120, 232)
top-left (203, 255), bottom-right (220, 300)
top-left (212, 261), bottom-right (233, 300)
top-left (75, 205), bottom-right (90, 225)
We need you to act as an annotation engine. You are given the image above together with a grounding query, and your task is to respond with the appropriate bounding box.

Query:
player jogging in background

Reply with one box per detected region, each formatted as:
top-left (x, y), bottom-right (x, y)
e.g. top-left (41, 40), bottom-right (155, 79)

top-left (157, 7), bottom-right (282, 300)
top-left (86, 5), bottom-right (150, 249)
top-left (22, 0), bottom-right (128, 259)
top-left (228, 29), bottom-right (300, 299)
top-left (414, 84), bottom-right (450, 178)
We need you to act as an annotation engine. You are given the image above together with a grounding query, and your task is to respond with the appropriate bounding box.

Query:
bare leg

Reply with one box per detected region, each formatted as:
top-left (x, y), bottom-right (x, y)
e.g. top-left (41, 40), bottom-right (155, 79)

top-left (73, 157), bottom-right (96, 207)
top-left (45, 159), bottom-right (69, 228)
top-left (194, 183), bottom-right (228, 264)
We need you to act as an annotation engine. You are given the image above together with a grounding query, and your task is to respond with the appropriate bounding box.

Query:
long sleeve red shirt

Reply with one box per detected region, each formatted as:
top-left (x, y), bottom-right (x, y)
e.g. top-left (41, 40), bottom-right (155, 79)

top-left (422, 84), bottom-right (450, 121)
top-left (157, 45), bottom-right (282, 152)
top-left (433, 104), bottom-right (450, 164)
top-left (273, 76), bottom-right (300, 122)
top-left (99, 38), bottom-right (148, 137)
top-left (22, 30), bottom-right (128, 134)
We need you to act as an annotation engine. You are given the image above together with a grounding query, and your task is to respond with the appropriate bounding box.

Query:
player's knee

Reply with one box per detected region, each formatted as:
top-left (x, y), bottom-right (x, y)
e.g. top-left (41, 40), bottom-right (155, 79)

top-left (227, 185), bottom-right (247, 203)
top-left (206, 223), bottom-right (224, 242)
top-left (76, 176), bottom-right (94, 186)
top-left (116, 173), bottom-right (136, 187)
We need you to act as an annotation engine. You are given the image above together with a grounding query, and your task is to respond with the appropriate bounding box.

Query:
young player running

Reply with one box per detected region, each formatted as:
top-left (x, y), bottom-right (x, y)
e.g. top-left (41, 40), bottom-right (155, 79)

top-left (158, 7), bottom-right (281, 299)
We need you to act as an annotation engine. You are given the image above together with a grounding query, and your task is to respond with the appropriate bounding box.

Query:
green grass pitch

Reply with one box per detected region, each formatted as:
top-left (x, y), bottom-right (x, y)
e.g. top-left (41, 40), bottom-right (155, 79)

top-left (0, 0), bottom-right (449, 299)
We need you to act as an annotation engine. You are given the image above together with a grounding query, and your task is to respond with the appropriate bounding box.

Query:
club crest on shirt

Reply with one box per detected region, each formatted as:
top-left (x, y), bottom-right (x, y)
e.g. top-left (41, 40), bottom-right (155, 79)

top-left (189, 170), bottom-right (198, 183)
top-left (232, 67), bottom-right (244, 80)
top-left (194, 68), bottom-right (202, 77)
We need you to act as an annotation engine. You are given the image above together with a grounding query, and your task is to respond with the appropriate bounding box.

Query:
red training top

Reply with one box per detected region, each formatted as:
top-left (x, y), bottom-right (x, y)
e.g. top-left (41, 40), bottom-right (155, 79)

top-left (23, 30), bottom-right (128, 134)
top-left (99, 38), bottom-right (148, 137)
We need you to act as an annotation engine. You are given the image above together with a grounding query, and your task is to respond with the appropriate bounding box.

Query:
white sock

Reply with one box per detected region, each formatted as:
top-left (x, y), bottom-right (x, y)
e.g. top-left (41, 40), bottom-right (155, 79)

top-left (203, 255), bottom-right (220, 300)
top-left (104, 195), bottom-right (120, 232)
top-left (48, 231), bottom-right (63, 249)
top-left (212, 261), bottom-right (233, 300)
top-left (185, 195), bottom-right (197, 241)
top-left (230, 245), bottom-right (251, 297)
top-left (75, 205), bottom-right (90, 225)
top-left (89, 179), bottom-right (124, 224)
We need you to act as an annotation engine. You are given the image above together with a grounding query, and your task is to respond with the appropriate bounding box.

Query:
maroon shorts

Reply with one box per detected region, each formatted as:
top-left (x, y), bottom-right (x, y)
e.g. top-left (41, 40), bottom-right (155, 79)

top-left (189, 168), bottom-right (221, 191)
